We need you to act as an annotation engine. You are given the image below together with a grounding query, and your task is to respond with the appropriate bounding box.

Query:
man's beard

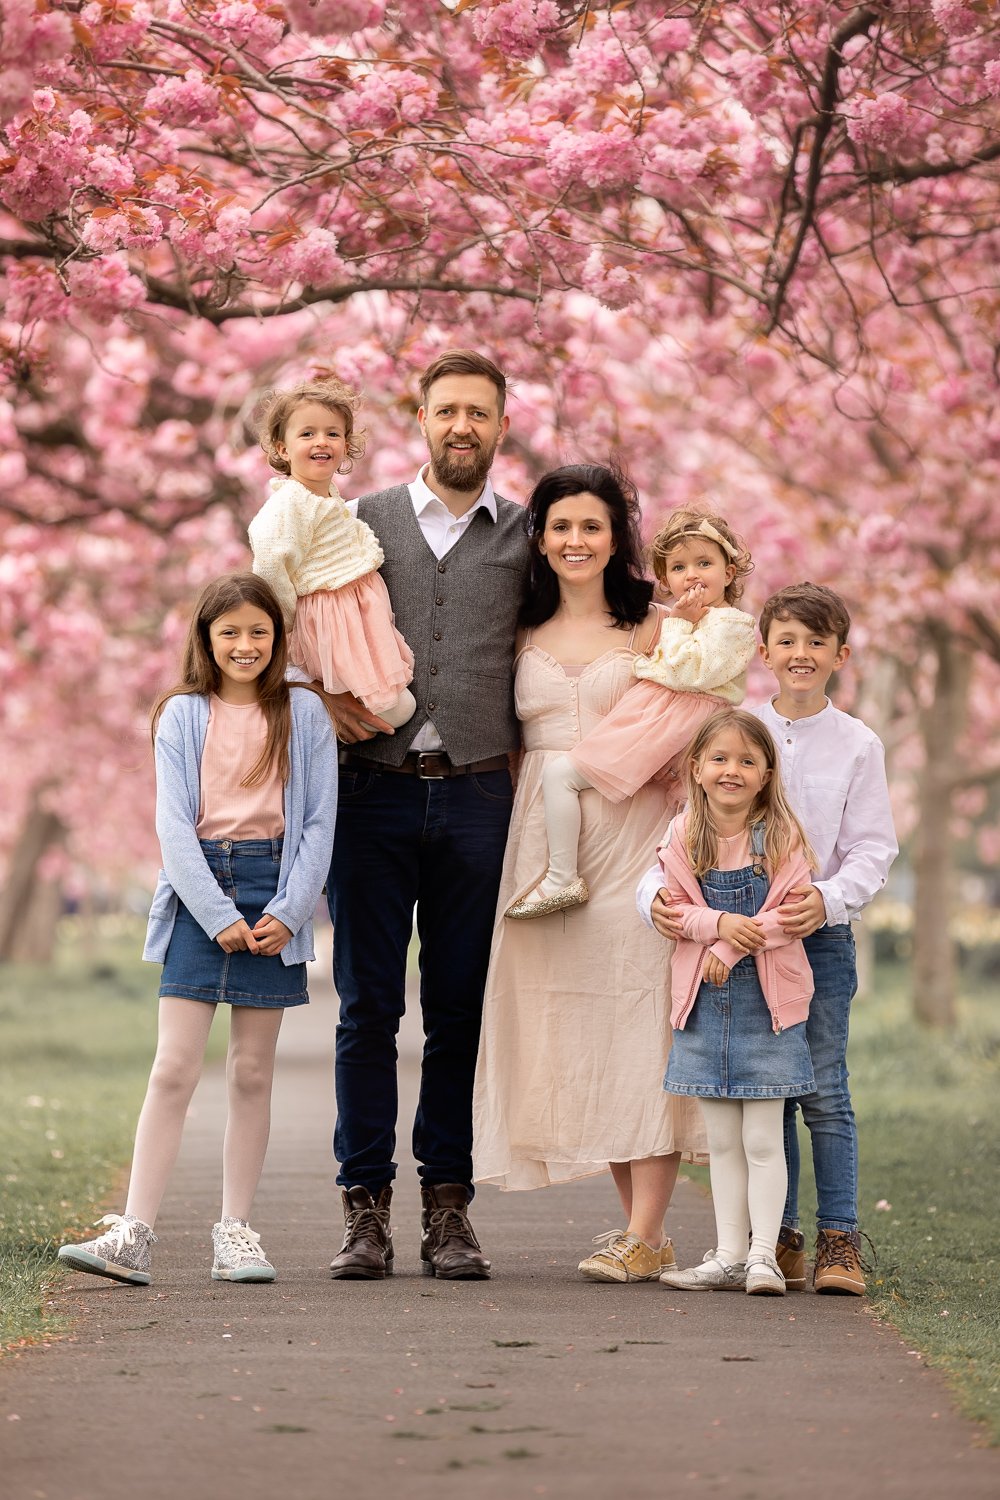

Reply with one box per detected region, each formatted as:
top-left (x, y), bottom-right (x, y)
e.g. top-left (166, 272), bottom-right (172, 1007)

top-left (427, 434), bottom-right (497, 493)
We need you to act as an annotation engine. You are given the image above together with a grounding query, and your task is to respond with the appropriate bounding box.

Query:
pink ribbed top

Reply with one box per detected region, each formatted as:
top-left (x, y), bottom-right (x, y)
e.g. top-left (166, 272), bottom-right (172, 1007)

top-left (196, 697), bottom-right (285, 840)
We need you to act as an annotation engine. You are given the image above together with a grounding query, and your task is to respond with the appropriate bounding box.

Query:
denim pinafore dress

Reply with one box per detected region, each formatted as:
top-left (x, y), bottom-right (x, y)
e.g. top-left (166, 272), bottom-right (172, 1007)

top-left (664, 821), bottom-right (814, 1100)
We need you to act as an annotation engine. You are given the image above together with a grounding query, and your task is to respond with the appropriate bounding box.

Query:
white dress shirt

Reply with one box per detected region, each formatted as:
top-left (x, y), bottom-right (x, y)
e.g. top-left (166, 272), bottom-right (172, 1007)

top-left (349, 467), bottom-right (498, 750)
top-left (635, 696), bottom-right (898, 930)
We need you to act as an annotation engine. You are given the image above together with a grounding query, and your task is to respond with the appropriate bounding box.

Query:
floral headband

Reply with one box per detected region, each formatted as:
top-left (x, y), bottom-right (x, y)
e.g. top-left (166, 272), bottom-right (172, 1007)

top-left (674, 518), bottom-right (740, 562)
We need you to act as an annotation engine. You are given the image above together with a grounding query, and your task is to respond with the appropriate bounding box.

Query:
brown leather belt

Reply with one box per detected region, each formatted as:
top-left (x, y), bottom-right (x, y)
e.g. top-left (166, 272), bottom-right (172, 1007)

top-left (338, 750), bottom-right (509, 780)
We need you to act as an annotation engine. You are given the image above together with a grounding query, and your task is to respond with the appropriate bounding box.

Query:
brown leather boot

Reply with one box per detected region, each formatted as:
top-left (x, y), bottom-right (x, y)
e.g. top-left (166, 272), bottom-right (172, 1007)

top-left (775, 1225), bottom-right (807, 1290)
top-left (813, 1228), bottom-right (870, 1295)
top-left (329, 1185), bottom-right (393, 1279)
top-left (419, 1184), bottom-right (491, 1279)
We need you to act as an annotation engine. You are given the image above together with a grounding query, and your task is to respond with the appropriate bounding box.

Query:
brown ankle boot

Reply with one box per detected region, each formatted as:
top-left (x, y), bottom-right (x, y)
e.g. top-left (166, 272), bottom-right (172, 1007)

top-left (813, 1228), bottom-right (870, 1295)
top-left (775, 1225), bottom-right (807, 1290)
top-left (329, 1185), bottom-right (393, 1279)
top-left (419, 1184), bottom-right (491, 1279)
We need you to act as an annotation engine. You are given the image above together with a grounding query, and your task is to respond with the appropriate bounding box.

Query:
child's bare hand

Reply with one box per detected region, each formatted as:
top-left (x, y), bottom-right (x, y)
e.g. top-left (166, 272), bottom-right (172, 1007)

top-left (670, 583), bottom-right (709, 625)
top-left (702, 954), bottom-right (730, 986)
top-left (251, 914), bottom-right (293, 956)
top-left (216, 918), bottom-right (260, 954)
top-left (717, 913), bottom-right (765, 953)
top-left (776, 885), bottom-right (826, 938)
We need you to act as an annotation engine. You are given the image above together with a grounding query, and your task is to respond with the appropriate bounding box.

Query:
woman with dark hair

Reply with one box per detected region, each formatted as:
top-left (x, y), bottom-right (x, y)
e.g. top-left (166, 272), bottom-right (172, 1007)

top-left (473, 465), bottom-right (708, 1282)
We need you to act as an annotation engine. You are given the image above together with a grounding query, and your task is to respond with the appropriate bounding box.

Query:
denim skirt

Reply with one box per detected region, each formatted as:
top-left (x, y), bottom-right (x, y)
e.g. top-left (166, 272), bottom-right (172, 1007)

top-left (159, 839), bottom-right (308, 1008)
top-left (664, 956), bottom-right (814, 1100)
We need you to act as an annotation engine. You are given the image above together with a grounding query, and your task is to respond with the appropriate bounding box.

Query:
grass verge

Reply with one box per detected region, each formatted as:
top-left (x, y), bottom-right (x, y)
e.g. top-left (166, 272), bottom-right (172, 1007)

top-left (0, 919), bottom-right (223, 1351)
top-left (791, 964), bottom-right (1000, 1442)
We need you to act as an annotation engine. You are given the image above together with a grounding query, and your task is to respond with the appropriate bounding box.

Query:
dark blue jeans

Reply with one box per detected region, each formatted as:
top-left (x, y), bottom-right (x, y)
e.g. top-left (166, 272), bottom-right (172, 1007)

top-left (327, 763), bottom-right (513, 1195)
top-left (783, 924), bottom-right (859, 1233)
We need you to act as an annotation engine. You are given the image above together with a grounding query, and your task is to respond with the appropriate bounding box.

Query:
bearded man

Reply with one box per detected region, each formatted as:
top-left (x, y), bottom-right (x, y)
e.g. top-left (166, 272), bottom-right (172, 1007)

top-left (324, 350), bottom-right (529, 1279)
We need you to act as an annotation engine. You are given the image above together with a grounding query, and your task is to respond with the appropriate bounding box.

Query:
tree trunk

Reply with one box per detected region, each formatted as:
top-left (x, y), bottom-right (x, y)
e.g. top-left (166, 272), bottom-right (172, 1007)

top-left (911, 623), bottom-right (969, 1027)
top-left (0, 786), bottom-right (65, 963)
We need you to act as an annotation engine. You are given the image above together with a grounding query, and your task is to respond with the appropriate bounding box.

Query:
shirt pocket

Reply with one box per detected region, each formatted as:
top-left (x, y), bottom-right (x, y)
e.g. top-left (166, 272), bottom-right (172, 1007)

top-left (800, 773), bottom-right (851, 831)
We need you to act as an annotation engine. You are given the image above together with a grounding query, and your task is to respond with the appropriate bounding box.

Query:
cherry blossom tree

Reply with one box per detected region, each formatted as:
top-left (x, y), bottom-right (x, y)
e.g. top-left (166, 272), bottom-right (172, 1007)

top-left (1, 1), bottom-right (998, 1016)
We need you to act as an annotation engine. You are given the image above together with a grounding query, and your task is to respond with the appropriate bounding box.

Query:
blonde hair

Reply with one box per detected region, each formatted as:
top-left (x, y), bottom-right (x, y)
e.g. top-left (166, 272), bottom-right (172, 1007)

top-left (649, 507), bottom-right (753, 605)
top-left (257, 378), bottom-right (366, 476)
top-left (684, 709), bottom-right (816, 878)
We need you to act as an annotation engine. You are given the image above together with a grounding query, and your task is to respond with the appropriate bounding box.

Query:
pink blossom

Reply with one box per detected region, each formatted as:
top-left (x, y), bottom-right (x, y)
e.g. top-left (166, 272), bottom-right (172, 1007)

top-left (4, 264), bottom-right (66, 325)
top-left (545, 125), bottom-right (642, 193)
top-left (729, 49), bottom-right (778, 112)
top-left (282, 0), bottom-right (385, 36)
top-left (472, 0), bottom-right (561, 61)
top-left (580, 251), bottom-right (639, 311)
top-left (81, 205), bottom-right (162, 251)
top-left (659, 19), bottom-right (692, 54)
top-left (83, 147), bottom-right (137, 195)
top-left (931, 1), bottom-right (980, 38)
top-left (145, 70), bottom-right (224, 127)
top-left (65, 255), bottom-right (146, 321)
top-left (984, 60), bottom-right (1000, 96)
top-left (209, 2), bottom-right (284, 48)
top-left (201, 204), bottom-right (253, 263)
top-left (847, 92), bottom-right (913, 153)
top-left (32, 89), bottom-right (57, 115)
top-left (283, 227), bottom-right (347, 285)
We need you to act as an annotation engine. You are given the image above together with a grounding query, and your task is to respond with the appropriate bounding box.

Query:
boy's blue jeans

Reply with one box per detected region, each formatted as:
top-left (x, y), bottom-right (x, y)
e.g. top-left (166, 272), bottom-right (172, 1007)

top-left (783, 924), bottom-right (859, 1234)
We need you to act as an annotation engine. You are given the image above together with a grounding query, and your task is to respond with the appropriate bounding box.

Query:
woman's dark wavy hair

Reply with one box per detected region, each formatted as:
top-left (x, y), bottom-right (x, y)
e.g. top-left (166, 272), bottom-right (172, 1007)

top-left (520, 463), bottom-right (654, 628)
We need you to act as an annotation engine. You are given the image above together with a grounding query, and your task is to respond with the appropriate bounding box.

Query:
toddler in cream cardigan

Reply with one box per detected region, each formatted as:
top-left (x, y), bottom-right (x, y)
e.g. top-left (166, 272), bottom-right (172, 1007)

top-left (506, 508), bottom-right (756, 919)
top-left (249, 378), bottom-right (415, 728)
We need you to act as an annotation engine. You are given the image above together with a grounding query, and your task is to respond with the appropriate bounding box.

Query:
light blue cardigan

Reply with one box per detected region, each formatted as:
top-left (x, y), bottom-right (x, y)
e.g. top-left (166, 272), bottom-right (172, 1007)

top-left (143, 689), bottom-right (337, 967)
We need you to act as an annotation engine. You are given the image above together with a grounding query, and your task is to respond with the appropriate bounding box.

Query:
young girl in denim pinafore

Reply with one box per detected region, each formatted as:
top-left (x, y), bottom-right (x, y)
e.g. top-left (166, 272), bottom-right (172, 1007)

top-left (657, 709), bottom-right (816, 1296)
top-left (58, 574), bottom-right (336, 1288)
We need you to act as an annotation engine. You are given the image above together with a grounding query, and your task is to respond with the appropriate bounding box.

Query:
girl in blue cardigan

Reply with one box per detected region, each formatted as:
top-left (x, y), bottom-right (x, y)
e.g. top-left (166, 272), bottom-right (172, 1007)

top-left (59, 574), bottom-right (336, 1287)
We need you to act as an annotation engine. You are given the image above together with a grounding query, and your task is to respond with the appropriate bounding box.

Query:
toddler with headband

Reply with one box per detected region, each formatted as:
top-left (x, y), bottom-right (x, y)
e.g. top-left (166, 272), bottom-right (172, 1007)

top-left (506, 508), bottom-right (756, 919)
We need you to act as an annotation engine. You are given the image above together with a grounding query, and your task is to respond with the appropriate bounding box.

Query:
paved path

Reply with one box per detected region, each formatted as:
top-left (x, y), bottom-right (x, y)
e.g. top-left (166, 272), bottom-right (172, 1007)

top-left (3, 953), bottom-right (998, 1500)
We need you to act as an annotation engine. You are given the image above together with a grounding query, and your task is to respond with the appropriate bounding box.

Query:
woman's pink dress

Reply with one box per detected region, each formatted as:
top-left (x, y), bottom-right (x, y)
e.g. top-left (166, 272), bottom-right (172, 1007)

top-left (473, 629), bottom-right (708, 1191)
top-left (290, 574), bottom-right (414, 713)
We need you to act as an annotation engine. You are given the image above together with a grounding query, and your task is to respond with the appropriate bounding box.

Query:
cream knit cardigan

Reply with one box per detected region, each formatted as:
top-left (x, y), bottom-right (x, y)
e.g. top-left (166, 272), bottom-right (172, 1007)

top-left (633, 606), bottom-right (756, 703)
top-left (248, 477), bottom-right (384, 630)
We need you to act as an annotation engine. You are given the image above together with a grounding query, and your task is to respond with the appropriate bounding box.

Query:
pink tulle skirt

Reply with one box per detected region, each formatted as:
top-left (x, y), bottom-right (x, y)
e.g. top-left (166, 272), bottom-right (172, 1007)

top-left (290, 575), bottom-right (414, 712)
top-left (569, 681), bottom-right (727, 803)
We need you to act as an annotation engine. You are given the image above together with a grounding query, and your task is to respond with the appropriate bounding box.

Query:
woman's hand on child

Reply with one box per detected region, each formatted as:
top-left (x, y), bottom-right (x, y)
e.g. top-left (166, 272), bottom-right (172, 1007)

top-left (670, 583), bottom-right (709, 625)
top-left (651, 889), bottom-right (684, 940)
top-left (702, 953), bottom-right (730, 986)
top-left (251, 915), bottom-right (294, 956)
top-left (216, 919), bottom-right (261, 954)
top-left (320, 688), bottom-right (394, 743)
top-left (717, 913), bottom-right (766, 953)
top-left (776, 884), bottom-right (826, 938)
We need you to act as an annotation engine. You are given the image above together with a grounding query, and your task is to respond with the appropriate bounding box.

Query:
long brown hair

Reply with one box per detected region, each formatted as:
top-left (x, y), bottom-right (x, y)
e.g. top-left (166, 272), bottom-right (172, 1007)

top-left (684, 709), bottom-right (816, 878)
top-left (151, 573), bottom-right (304, 785)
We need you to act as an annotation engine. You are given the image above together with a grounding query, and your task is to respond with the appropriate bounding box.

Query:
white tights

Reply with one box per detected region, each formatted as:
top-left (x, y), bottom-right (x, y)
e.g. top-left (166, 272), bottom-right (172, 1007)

top-left (699, 1098), bottom-right (787, 1265)
top-left (124, 997), bottom-right (284, 1228)
top-left (538, 753), bottom-right (594, 895)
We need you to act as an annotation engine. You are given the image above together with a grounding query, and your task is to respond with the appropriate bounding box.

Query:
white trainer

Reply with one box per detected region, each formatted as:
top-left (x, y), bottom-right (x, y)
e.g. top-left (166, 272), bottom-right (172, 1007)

top-left (659, 1249), bottom-right (747, 1291)
top-left (211, 1218), bottom-right (276, 1282)
top-left (745, 1251), bottom-right (786, 1296)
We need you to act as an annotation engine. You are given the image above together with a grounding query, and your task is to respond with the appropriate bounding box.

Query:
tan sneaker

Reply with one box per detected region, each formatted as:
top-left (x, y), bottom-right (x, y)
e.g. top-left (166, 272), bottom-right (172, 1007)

top-left (578, 1231), bottom-right (664, 1282)
top-left (813, 1229), bottom-right (869, 1295)
top-left (775, 1225), bottom-right (806, 1290)
top-left (660, 1239), bottom-right (677, 1273)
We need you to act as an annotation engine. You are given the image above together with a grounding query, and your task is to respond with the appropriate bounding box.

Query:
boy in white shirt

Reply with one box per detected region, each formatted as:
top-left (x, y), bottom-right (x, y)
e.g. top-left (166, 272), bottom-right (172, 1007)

top-left (638, 582), bottom-right (897, 1294)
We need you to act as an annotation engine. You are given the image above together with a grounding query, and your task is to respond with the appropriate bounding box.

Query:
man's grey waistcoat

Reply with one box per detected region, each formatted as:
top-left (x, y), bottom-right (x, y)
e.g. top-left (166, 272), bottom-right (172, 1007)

top-left (355, 486), bottom-right (530, 766)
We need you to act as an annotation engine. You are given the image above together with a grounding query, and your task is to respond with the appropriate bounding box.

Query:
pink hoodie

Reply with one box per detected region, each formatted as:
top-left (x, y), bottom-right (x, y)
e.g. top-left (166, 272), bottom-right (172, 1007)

top-left (657, 812), bottom-right (815, 1034)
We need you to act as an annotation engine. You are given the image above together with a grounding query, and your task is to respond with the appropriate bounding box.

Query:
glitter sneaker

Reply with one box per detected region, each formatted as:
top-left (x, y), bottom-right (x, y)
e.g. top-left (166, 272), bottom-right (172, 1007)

top-left (659, 1249), bottom-right (747, 1291)
top-left (57, 1213), bottom-right (155, 1285)
top-left (211, 1218), bottom-right (276, 1282)
top-left (578, 1230), bottom-right (665, 1282)
top-left (745, 1250), bottom-right (786, 1296)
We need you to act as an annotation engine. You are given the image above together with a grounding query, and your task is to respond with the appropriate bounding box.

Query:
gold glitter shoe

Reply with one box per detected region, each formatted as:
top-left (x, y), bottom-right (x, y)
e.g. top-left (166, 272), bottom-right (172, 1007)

top-left (505, 876), bottom-right (589, 920)
top-left (578, 1231), bottom-right (664, 1283)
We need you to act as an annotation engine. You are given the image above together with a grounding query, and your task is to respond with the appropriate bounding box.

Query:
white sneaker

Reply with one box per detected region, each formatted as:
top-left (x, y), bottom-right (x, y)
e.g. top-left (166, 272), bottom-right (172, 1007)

top-left (745, 1251), bottom-right (786, 1296)
top-left (211, 1218), bottom-right (276, 1282)
top-left (58, 1213), bottom-right (155, 1285)
top-left (659, 1249), bottom-right (747, 1291)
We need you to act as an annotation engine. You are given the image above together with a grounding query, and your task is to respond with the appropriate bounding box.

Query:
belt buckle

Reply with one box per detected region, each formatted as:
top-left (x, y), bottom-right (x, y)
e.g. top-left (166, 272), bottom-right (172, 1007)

top-left (416, 752), bottom-right (449, 779)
